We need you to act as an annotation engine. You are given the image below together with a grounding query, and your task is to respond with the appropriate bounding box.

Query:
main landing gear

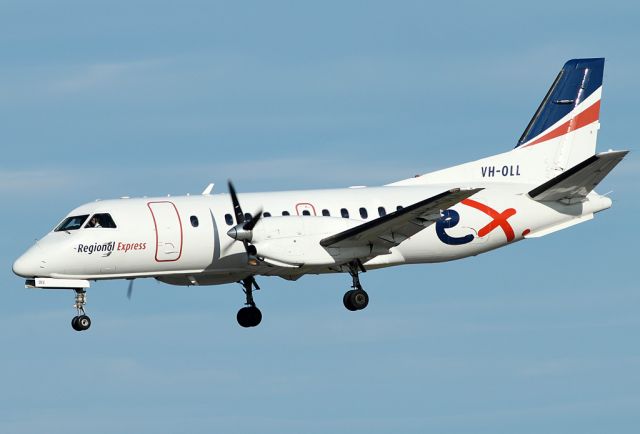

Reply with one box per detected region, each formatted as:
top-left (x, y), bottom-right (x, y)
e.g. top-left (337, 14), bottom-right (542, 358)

top-left (237, 276), bottom-right (262, 328)
top-left (343, 260), bottom-right (369, 312)
top-left (71, 289), bottom-right (91, 332)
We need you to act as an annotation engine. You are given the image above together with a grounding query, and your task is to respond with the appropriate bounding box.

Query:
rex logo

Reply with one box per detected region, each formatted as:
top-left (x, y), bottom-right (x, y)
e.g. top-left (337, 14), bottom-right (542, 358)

top-left (436, 199), bottom-right (516, 245)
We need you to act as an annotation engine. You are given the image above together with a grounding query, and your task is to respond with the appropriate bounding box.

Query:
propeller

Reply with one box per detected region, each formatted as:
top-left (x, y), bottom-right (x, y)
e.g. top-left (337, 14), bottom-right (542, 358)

top-left (126, 278), bottom-right (134, 299)
top-left (226, 180), bottom-right (262, 265)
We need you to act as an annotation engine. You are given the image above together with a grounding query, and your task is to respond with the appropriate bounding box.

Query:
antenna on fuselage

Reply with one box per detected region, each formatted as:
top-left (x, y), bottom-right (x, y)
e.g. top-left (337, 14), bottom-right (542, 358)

top-left (202, 183), bottom-right (215, 195)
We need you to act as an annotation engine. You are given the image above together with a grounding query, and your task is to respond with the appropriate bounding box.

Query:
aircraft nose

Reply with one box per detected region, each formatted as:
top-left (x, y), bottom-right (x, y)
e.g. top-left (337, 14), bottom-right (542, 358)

top-left (12, 251), bottom-right (42, 278)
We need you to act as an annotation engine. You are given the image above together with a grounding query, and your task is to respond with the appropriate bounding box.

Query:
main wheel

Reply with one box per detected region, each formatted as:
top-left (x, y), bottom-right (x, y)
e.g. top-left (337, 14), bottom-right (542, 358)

top-left (343, 290), bottom-right (358, 311)
top-left (77, 315), bottom-right (91, 331)
top-left (237, 306), bottom-right (262, 328)
top-left (247, 306), bottom-right (262, 327)
top-left (237, 307), bottom-right (251, 327)
top-left (349, 289), bottom-right (369, 310)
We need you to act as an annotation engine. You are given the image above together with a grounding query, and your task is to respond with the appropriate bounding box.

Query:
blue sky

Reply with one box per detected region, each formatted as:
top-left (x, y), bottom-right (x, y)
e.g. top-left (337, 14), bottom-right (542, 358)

top-left (1, 1), bottom-right (639, 433)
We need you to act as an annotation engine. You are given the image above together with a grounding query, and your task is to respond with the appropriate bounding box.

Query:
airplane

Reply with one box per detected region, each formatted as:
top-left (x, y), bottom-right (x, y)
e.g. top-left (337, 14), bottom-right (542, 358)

top-left (13, 58), bottom-right (628, 331)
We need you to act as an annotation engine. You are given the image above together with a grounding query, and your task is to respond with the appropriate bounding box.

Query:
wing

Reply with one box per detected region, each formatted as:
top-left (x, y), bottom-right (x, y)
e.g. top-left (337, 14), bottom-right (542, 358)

top-left (319, 188), bottom-right (483, 249)
top-left (529, 150), bottom-right (628, 202)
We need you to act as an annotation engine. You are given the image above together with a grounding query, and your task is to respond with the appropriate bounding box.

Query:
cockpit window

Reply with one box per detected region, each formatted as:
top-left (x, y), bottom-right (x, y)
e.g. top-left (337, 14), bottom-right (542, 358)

top-left (85, 213), bottom-right (117, 229)
top-left (55, 215), bottom-right (89, 232)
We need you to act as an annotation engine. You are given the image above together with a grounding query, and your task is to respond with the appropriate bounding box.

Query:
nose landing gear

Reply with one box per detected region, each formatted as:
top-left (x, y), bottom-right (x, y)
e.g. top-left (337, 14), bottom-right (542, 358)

top-left (71, 289), bottom-right (91, 332)
top-left (237, 276), bottom-right (262, 328)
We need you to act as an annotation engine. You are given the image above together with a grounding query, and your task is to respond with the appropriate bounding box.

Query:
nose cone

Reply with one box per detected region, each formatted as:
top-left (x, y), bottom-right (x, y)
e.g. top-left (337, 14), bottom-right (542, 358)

top-left (12, 251), bottom-right (41, 278)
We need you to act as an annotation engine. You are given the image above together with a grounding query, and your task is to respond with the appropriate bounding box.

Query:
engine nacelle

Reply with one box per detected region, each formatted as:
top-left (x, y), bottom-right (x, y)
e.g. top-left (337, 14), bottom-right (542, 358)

top-left (250, 216), bottom-right (380, 266)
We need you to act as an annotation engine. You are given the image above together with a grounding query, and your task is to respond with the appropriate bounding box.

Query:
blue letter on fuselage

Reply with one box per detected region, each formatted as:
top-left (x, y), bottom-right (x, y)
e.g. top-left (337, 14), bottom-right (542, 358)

top-left (435, 209), bottom-right (474, 245)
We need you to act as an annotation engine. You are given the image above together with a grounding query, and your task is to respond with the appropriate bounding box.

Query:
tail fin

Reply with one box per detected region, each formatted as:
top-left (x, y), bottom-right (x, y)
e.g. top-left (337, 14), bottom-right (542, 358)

top-left (388, 58), bottom-right (609, 188)
top-left (515, 58), bottom-right (604, 170)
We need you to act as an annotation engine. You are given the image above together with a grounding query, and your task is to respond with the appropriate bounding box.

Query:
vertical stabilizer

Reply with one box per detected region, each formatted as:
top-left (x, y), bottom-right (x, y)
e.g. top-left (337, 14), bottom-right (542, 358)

top-left (516, 58), bottom-right (604, 173)
top-left (388, 58), bottom-right (607, 188)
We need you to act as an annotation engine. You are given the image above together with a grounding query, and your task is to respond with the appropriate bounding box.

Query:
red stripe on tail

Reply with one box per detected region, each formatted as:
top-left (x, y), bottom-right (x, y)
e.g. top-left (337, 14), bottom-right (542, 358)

top-left (522, 100), bottom-right (600, 148)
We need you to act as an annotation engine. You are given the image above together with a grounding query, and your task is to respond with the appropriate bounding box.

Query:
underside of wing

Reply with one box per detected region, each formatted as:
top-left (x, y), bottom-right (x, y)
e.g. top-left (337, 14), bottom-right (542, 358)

top-left (319, 188), bottom-right (483, 249)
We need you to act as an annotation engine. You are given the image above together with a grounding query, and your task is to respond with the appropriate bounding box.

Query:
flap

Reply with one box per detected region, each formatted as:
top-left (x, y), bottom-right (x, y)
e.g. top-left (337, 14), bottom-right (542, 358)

top-left (529, 150), bottom-right (628, 201)
top-left (320, 188), bottom-right (483, 249)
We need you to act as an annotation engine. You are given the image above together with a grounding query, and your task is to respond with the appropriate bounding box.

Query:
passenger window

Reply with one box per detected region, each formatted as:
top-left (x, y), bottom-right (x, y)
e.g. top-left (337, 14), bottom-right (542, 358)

top-left (190, 216), bottom-right (199, 227)
top-left (378, 206), bottom-right (386, 217)
top-left (359, 207), bottom-right (368, 219)
top-left (341, 208), bottom-right (349, 218)
top-left (282, 211), bottom-right (290, 216)
top-left (225, 214), bottom-right (233, 225)
top-left (302, 210), bottom-right (311, 216)
top-left (263, 212), bottom-right (271, 218)
top-left (244, 213), bottom-right (252, 222)
top-left (85, 213), bottom-right (117, 229)
top-left (55, 215), bottom-right (89, 232)
top-left (396, 206), bottom-right (403, 211)
top-left (322, 209), bottom-right (330, 216)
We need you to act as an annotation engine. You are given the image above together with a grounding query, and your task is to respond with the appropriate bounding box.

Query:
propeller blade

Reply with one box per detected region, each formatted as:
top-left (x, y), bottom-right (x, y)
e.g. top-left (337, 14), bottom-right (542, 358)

top-left (127, 279), bottom-right (134, 300)
top-left (243, 209), bottom-right (263, 231)
top-left (227, 180), bottom-right (245, 224)
top-left (226, 181), bottom-right (261, 266)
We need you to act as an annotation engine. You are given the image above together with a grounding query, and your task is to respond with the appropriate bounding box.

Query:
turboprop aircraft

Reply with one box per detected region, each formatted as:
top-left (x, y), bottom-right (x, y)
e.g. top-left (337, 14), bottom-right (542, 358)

top-left (13, 58), bottom-right (628, 331)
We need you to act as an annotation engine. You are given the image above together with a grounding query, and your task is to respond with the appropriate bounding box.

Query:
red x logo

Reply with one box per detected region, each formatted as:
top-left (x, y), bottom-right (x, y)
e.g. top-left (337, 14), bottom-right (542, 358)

top-left (461, 198), bottom-right (516, 242)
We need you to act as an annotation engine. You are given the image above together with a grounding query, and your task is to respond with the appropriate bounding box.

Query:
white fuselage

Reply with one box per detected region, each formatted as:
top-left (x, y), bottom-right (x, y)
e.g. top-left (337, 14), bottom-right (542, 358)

top-left (12, 181), bottom-right (612, 286)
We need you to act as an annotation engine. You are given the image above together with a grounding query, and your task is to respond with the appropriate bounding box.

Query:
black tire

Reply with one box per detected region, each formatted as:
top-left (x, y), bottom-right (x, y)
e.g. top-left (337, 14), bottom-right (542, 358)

top-left (349, 289), bottom-right (369, 310)
top-left (77, 315), bottom-right (91, 331)
top-left (343, 290), bottom-right (357, 311)
top-left (237, 307), bottom-right (252, 328)
top-left (71, 316), bottom-right (81, 331)
top-left (248, 306), bottom-right (262, 327)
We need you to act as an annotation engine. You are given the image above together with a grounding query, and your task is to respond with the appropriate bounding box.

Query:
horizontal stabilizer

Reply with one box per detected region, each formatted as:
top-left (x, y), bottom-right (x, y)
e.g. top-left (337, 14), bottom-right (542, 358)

top-left (528, 150), bottom-right (628, 201)
top-left (320, 188), bottom-right (482, 249)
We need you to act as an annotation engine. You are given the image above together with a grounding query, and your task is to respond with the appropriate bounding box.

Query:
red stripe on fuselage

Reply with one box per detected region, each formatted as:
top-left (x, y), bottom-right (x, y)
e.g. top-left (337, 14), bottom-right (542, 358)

top-left (522, 99), bottom-right (601, 148)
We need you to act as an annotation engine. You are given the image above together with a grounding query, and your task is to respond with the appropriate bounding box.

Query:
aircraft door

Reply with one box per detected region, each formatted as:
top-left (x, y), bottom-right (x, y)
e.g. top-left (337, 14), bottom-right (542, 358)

top-left (148, 201), bottom-right (183, 262)
top-left (295, 203), bottom-right (317, 216)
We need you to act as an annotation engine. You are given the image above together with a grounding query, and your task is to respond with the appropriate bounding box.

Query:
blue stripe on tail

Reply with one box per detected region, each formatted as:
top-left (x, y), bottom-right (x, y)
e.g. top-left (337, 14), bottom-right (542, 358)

top-left (516, 58), bottom-right (604, 147)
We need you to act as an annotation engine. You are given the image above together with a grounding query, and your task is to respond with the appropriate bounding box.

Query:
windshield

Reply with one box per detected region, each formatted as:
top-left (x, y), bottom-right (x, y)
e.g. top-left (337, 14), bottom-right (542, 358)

top-left (85, 213), bottom-right (117, 229)
top-left (55, 215), bottom-right (89, 232)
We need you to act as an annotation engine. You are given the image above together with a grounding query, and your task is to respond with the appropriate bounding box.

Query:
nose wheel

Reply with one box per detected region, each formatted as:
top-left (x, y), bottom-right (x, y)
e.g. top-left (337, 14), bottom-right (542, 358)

top-left (71, 289), bottom-right (91, 332)
top-left (237, 276), bottom-right (262, 328)
top-left (343, 260), bottom-right (369, 311)
top-left (71, 314), bottom-right (91, 331)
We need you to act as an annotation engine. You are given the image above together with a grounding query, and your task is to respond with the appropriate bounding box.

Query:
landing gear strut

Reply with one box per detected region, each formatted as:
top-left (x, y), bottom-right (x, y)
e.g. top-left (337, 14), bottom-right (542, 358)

top-left (71, 289), bottom-right (91, 332)
top-left (343, 260), bottom-right (369, 311)
top-left (237, 276), bottom-right (262, 328)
